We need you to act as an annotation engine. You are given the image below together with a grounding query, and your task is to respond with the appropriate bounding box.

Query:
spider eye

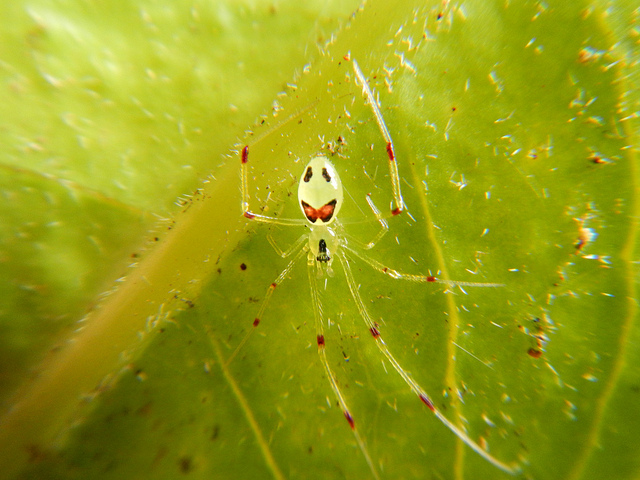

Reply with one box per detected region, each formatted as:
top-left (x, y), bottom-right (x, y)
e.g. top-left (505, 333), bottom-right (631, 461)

top-left (316, 238), bottom-right (331, 263)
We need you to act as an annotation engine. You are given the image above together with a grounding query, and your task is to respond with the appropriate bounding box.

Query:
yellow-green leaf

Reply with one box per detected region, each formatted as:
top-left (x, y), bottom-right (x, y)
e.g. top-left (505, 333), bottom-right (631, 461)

top-left (1, 1), bottom-right (638, 480)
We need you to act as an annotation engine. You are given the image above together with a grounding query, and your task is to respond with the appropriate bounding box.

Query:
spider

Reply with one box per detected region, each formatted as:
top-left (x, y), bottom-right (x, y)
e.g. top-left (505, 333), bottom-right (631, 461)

top-left (230, 58), bottom-right (521, 478)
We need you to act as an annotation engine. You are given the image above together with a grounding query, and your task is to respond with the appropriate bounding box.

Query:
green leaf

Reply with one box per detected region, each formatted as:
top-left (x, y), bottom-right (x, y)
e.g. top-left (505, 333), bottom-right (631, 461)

top-left (1, 1), bottom-right (638, 480)
top-left (0, 0), bottom-right (359, 416)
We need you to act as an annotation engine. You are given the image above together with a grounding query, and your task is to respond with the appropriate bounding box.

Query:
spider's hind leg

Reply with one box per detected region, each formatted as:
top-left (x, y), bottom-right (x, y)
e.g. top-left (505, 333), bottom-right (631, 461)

top-left (351, 59), bottom-right (404, 216)
top-left (240, 145), bottom-right (308, 227)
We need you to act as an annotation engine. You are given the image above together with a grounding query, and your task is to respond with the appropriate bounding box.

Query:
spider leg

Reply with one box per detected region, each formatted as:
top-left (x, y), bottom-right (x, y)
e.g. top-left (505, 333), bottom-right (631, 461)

top-left (335, 251), bottom-right (521, 475)
top-left (226, 246), bottom-right (307, 366)
top-left (339, 194), bottom-right (390, 251)
top-left (241, 145), bottom-right (308, 226)
top-left (352, 59), bottom-right (404, 216)
top-left (363, 194), bottom-right (390, 249)
top-left (268, 233), bottom-right (308, 258)
top-left (342, 244), bottom-right (504, 289)
top-left (307, 252), bottom-right (380, 480)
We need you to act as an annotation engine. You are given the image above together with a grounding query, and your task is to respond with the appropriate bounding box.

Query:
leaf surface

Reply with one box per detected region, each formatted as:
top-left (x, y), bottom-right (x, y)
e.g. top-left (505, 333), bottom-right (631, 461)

top-left (1, 1), bottom-right (638, 480)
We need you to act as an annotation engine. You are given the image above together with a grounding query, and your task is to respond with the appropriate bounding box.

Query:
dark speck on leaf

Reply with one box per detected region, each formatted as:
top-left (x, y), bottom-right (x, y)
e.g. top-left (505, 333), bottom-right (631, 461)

top-left (179, 456), bottom-right (193, 473)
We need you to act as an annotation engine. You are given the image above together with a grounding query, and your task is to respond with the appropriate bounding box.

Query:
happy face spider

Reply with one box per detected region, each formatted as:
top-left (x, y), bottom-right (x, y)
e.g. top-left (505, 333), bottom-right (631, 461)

top-left (231, 59), bottom-right (521, 478)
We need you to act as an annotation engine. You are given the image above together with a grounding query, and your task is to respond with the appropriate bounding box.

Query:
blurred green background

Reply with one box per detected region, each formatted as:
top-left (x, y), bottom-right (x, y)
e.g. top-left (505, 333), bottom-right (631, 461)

top-left (0, 1), bottom-right (638, 479)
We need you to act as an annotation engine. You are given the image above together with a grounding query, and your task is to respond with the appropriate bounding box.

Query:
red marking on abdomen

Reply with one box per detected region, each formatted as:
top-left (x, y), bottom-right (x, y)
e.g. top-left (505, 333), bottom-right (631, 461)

top-left (301, 199), bottom-right (337, 224)
top-left (344, 411), bottom-right (355, 430)
top-left (317, 335), bottom-right (325, 347)
top-left (241, 145), bottom-right (249, 164)
top-left (391, 207), bottom-right (402, 216)
top-left (253, 318), bottom-right (260, 327)
top-left (244, 211), bottom-right (255, 219)
top-left (386, 142), bottom-right (395, 162)
top-left (419, 393), bottom-right (435, 411)
top-left (426, 276), bottom-right (436, 282)
top-left (370, 326), bottom-right (380, 339)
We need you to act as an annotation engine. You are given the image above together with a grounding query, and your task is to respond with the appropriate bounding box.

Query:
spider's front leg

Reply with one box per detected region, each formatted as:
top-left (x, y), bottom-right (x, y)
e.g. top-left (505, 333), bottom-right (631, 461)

top-left (335, 251), bottom-right (520, 475)
top-left (306, 254), bottom-right (379, 480)
top-left (225, 246), bottom-right (307, 366)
